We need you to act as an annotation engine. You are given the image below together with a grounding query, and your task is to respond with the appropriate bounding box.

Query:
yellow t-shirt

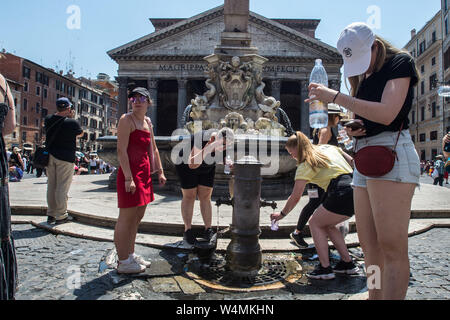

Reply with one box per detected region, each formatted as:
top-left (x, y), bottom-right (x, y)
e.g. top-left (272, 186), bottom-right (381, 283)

top-left (295, 145), bottom-right (353, 191)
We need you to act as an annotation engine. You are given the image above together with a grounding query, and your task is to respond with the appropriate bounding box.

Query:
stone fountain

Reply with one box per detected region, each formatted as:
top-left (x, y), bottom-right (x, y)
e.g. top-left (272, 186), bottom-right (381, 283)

top-left (183, 0), bottom-right (295, 282)
top-left (158, 0), bottom-right (297, 198)
top-left (99, 0), bottom-right (298, 197)
top-left (97, 0), bottom-right (305, 290)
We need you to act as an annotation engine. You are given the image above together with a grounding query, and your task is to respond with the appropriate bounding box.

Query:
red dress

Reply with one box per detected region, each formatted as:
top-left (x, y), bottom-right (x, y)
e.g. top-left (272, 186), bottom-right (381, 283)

top-left (117, 130), bottom-right (155, 208)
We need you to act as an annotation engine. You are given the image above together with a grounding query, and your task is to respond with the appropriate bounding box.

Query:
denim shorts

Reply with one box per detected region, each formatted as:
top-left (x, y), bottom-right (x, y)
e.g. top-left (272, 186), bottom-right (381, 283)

top-left (352, 130), bottom-right (420, 188)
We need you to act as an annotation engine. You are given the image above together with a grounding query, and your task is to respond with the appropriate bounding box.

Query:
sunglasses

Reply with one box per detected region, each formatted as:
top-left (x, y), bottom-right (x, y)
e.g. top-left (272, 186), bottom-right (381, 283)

top-left (129, 96), bottom-right (148, 104)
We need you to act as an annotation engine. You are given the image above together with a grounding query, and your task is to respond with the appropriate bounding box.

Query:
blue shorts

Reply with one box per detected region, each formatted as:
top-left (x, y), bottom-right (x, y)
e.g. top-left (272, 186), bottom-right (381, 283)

top-left (352, 130), bottom-right (420, 188)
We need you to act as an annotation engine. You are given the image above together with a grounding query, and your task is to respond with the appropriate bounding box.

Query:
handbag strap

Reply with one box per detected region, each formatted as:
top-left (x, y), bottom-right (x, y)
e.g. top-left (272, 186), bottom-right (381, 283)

top-left (392, 123), bottom-right (404, 151)
top-left (355, 123), bottom-right (404, 151)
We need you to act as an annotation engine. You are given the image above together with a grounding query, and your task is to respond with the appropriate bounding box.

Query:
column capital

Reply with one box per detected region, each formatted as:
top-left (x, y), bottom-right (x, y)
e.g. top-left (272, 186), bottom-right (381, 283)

top-left (147, 78), bottom-right (158, 89)
top-left (271, 79), bottom-right (282, 90)
top-left (177, 78), bottom-right (188, 89)
top-left (116, 76), bottom-right (129, 87)
top-left (329, 79), bottom-right (341, 91)
top-left (300, 80), bottom-right (309, 92)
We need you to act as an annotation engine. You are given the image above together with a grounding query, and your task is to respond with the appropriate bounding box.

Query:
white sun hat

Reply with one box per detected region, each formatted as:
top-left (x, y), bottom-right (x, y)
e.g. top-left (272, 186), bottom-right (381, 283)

top-left (337, 22), bottom-right (376, 78)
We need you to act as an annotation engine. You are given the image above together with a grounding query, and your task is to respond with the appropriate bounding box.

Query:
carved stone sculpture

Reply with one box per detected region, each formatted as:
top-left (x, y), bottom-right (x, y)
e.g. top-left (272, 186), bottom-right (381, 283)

top-left (219, 56), bottom-right (253, 111)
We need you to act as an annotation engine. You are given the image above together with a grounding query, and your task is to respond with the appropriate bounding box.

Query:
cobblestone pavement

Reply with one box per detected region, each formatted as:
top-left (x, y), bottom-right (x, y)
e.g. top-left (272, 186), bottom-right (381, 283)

top-left (11, 224), bottom-right (449, 300)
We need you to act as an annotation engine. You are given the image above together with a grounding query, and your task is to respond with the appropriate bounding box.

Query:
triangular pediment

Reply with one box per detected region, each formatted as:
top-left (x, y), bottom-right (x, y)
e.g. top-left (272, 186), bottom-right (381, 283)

top-left (108, 5), bottom-right (341, 62)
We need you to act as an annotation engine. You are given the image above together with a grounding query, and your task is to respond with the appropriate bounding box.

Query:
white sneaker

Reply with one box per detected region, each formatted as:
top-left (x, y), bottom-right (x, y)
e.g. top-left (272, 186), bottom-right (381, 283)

top-left (133, 255), bottom-right (151, 268)
top-left (117, 260), bottom-right (146, 274)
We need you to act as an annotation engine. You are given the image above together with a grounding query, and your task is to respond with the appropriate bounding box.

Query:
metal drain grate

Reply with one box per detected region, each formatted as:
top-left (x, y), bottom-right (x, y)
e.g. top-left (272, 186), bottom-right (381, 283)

top-left (193, 256), bottom-right (291, 288)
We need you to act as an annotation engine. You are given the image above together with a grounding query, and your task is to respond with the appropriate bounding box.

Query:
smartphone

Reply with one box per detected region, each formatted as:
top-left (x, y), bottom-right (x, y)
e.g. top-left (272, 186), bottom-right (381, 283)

top-left (344, 120), bottom-right (365, 131)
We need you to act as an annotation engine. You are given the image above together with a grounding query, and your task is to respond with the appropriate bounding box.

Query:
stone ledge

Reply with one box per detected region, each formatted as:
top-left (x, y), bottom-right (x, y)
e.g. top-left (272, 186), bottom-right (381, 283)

top-left (11, 215), bottom-right (450, 253)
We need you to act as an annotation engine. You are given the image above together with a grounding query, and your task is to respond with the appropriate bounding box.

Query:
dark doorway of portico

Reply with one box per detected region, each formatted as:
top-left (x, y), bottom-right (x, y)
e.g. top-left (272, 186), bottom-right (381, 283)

top-left (157, 80), bottom-right (178, 136)
top-left (281, 81), bottom-right (302, 131)
top-left (187, 80), bottom-right (207, 102)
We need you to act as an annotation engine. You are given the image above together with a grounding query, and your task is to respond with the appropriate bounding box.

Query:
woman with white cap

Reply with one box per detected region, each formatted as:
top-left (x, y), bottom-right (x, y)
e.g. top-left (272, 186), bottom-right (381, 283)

top-left (306, 22), bottom-right (420, 299)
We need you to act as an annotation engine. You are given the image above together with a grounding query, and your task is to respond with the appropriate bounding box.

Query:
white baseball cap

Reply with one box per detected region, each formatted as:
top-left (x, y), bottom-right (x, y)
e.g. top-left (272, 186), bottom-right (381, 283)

top-left (337, 22), bottom-right (376, 78)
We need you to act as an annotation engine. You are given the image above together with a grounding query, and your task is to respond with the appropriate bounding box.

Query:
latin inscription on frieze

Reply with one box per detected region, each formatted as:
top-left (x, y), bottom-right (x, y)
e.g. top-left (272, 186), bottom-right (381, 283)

top-left (158, 64), bottom-right (206, 72)
top-left (262, 65), bottom-right (305, 73)
top-left (157, 64), bottom-right (305, 73)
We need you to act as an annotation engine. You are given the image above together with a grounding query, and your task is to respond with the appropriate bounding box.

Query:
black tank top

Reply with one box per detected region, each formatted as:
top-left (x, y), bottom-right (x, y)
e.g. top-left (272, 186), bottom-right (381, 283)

top-left (313, 127), bottom-right (339, 147)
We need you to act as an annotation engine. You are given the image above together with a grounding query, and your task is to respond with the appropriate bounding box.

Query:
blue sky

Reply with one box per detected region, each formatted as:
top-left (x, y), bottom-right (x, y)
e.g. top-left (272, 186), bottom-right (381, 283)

top-left (0, 0), bottom-right (441, 87)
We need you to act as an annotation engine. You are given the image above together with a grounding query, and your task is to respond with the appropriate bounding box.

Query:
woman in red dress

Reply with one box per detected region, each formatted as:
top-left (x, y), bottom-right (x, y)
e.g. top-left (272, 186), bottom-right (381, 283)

top-left (114, 87), bottom-right (166, 274)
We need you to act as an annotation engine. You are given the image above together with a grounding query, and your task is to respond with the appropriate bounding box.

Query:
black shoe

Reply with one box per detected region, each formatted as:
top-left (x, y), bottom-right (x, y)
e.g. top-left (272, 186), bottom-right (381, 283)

top-left (306, 264), bottom-right (335, 280)
top-left (202, 228), bottom-right (216, 242)
top-left (47, 216), bottom-right (73, 225)
top-left (290, 232), bottom-right (311, 249)
top-left (47, 216), bottom-right (56, 224)
top-left (183, 229), bottom-right (197, 246)
top-left (333, 260), bottom-right (359, 275)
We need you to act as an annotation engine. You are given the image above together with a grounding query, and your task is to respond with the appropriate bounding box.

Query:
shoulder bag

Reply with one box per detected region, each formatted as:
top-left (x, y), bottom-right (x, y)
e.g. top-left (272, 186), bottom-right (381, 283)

top-left (353, 125), bottom-right (403, 178)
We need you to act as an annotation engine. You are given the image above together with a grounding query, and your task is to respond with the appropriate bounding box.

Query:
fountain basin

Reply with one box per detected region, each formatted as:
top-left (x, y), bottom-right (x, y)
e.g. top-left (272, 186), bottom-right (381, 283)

top-left (97, 134), bottom-right (297, 198)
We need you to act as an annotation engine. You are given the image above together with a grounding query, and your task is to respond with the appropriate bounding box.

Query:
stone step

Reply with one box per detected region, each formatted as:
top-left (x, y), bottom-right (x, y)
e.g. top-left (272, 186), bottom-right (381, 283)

top-left (11, 214), bottom-right (450, 252)
top-left (11, 207), bottom-right (360, 238)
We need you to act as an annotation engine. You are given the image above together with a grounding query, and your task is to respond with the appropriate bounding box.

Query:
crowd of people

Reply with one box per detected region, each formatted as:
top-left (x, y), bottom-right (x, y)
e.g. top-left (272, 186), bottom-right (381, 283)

top-left (5, 147), bottom-right (114, 181)
top-left (74, 153), bottom-right (114, 176)
top-left (421, 156), bottom-right (449, 186)
top-left (1, 22), bottom-right (450, 301)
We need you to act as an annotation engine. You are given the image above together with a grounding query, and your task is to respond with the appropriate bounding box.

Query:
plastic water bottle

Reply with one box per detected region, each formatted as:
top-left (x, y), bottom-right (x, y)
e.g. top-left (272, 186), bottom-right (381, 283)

top-left (309, 59), bottom-right (329, 129)
top-left (337, 124), bottom-right (354, 151)
top-left (271, 220), bottom-right (279, 231)
top-left (224, 155), bottom-right (232, 175)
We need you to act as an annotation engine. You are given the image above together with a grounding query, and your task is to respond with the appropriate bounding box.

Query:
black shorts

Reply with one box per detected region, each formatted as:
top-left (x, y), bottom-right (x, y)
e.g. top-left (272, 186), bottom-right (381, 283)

top-left (176, 164), bottom-right (216, 190)
top-left (322, 174), bottom-right (354, 218)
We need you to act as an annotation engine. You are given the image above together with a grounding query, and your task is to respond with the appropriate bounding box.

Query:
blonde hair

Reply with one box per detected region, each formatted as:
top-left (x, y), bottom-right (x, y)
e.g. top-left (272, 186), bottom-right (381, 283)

top-left (286, 131), bottom-right (330, 170)
top-left (347, 35), bottom-right (419, 97)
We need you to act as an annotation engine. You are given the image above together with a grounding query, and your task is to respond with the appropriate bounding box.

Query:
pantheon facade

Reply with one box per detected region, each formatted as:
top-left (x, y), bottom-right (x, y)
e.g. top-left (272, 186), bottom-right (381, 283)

top-left (108, 5), bottom-right (343, 136)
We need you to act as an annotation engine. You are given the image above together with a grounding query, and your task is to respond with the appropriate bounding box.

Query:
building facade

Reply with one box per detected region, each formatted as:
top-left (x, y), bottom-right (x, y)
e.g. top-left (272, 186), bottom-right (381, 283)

top-left (0, 53), bottom-right (118, 152)
top-left (0, 53), bottom-right (78, 151)
top-left (108, 5), bottom-right (343, 137)
top-left (442, 0), bottom-right (450, 137)
top-left (405, 11), bottom-right (446, 161)
top-left (92, 74), bottom-right (119, 136)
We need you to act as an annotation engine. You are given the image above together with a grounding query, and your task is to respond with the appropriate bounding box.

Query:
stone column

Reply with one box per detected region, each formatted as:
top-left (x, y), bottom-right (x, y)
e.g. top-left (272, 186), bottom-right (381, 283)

top-left (271, 79), bottom-right (282, 101)
top-left (147, 78), bottom-right (158, 134)
top-left (117, 77), bottom-right (129, 118)
top-left (177, 79), bottom-right (188, 129)
top-left (226, 155), bottom-right (262, 276)
top-left (300, 80), bottom-right (310, 137)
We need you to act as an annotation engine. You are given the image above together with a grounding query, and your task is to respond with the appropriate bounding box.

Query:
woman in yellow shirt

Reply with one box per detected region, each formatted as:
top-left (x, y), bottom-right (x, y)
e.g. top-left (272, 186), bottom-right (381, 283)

top-left (271, 131), bottom-right (358, 280)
